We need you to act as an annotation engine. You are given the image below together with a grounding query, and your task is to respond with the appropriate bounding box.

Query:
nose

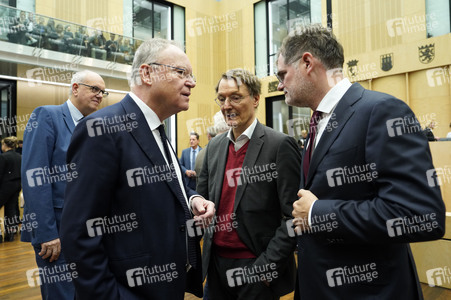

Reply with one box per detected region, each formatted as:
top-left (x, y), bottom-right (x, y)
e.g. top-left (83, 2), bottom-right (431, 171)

top-left (222, 98), bottom-right (233, 110)
top-left (277, 82), bottom-right (284, 91)
top-left (186, 78), bottom-right (196, 88)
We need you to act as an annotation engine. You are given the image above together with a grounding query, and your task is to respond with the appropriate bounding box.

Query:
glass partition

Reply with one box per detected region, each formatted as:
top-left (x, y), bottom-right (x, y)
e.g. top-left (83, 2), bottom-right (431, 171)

top-left (0, 4), bottom-right (145, 65)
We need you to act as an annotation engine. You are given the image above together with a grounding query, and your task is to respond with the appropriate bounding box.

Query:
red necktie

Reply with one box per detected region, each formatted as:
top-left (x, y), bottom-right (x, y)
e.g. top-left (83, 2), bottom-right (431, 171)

top-left (303, 111), bottom-right (321, 179)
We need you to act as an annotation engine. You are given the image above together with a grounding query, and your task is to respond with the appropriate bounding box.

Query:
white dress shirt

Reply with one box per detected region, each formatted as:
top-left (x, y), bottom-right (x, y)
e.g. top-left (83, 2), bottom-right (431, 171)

top-left (308, 78), bottom-right (352, 225)
top-left (227, 118), bottom-right (258, 150)
top-left (129, 92), bottom-right (190, 207)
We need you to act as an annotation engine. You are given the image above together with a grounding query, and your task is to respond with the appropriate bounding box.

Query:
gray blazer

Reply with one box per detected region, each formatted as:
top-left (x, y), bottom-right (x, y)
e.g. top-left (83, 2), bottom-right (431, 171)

top-left (197, 121), bottom-right (302, 296)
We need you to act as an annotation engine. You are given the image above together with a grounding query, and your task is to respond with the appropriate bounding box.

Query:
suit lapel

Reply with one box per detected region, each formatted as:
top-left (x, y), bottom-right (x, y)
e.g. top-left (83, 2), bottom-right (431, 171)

top-left (305, 83), bottom-right (364, 186)
top-left (61, 102), bottom-right (75, 134)
top-left (233, 122), bottom-right (264, 212)
top-left (121, 96), bottom-right (187, 205)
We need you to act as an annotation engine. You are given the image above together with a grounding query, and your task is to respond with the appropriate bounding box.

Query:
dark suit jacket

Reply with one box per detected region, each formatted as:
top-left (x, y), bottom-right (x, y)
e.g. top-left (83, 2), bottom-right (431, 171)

top-left (197, 121), bottom-right (301, 296)
top-left (60, 95), bottom-right (203, 300)
top-left (180, 146), bottom-right (202, 190)
top-left (21, 102), bottom-right (75, 245)
top-left (296, 83), bottom-right (445, 299)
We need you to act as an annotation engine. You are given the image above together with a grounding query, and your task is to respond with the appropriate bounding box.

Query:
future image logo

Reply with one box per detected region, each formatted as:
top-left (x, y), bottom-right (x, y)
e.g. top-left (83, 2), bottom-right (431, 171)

top-left (126, 263), bottom-right (178, 287)
top-left (426, 67), bottom-right (450, 87)
top-left (326, 263), bottom-right (378, 287)
top-left (226, 263), bottom-right (278, 288)
top-left (386, 213), bottom-right (438, 237)
top-left (326, 163), bottom-right (378, 187)
top-left (386, 14), bottom-right (438, 37)
top-left (186, 13), bottom-right (238, 37)
top-left (426, 267), bottom-right (451, 287)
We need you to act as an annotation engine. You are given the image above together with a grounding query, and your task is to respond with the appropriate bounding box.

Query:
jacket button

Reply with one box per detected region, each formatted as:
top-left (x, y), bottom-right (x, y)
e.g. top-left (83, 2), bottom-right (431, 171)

top-left (180, 225), bottom-right (186, 232)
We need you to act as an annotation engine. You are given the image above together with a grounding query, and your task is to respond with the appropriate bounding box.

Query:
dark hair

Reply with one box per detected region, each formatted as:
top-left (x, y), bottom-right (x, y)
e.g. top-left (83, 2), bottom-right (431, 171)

top-left (190, 132), bottom-right (199, 140)
top-left (278, 24), bottom-right (344, 70)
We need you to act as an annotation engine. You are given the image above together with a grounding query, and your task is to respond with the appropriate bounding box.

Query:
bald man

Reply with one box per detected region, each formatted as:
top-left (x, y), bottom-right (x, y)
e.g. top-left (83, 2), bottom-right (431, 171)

top-left (21, 70), bottom-right (107, 300)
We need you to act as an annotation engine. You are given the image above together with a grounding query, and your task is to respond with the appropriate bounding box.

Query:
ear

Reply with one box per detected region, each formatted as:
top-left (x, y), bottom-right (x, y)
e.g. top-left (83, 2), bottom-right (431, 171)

top-left (301, 52), bottom-right (315, 74)
top-left (253, 93), bottom-right (260, 108)
top-left (140, 64), bottom-right (152, 86)
top-left (71, 83), bottom-right (79, 96)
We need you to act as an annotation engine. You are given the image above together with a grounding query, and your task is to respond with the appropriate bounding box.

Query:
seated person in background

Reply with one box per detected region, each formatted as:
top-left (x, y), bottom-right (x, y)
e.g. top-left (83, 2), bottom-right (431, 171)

top-left (44, 18), bottom-right (57, 50)
top-left (29, 16), bottom-right (46, 47)
top-left (45, 18), bottom-right (56, 37)
top-left (75, 26), bottom-right (88, 41)
top-left (64, 25), bottom-right (74, 42)
top-left (447, 122), bottom-right (451, 138)
top-left (423, 121), bottom-right (437, 141)
top-left (119, 38), bottom-right (133, 63)
top-left (32, 16), bottom-right (46, 37)
top-left (8, 10), bottom-right (27, 44)
top-left (89, 30), bottom-right (107, 60)
top-left (51, 23), bottom-right (67, 52)
top-left (105, 33), bottom-right (118, 60)
top-left (24, 12), bottom-right (38, 46)
top-left (69, 25), bottom-right (89, 56)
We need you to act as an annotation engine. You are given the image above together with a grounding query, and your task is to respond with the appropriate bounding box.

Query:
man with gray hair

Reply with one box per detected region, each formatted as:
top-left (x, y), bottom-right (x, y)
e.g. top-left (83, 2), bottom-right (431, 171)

top-left (21, 70), bottom-right (106, 300)
top-left (60, 38), bottom-right (215, 299)
top-left (198, 68), bottom-right (301, 299)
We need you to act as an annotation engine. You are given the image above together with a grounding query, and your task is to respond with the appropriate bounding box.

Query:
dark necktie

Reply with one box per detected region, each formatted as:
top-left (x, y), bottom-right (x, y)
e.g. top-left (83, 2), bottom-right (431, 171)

top-left (303, 111), bottom-right (322, 179)
top-left (157, 124), bottom-right (197, 267)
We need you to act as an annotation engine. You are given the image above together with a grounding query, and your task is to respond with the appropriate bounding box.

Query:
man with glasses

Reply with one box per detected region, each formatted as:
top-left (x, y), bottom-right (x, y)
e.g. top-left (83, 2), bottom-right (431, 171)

top-left (60, 38), bottom-right (215, 299)
top-left (197, 69), bottom-right (301, 299)
top-left (277, 25), bottom-right (445, 299)
top-left (21, 70), bottom-right (106, 300)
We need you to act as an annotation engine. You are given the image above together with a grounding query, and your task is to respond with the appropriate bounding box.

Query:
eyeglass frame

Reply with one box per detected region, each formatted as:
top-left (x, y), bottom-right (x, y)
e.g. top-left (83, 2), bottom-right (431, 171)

top-left (214, 93), bottom-right (250, 107)
top-left (78, 83), bottom-right (109, 97)
top-left (274, 72), bottom-right (285, 84)
top-left (147, 62), bottom-right (196, 82)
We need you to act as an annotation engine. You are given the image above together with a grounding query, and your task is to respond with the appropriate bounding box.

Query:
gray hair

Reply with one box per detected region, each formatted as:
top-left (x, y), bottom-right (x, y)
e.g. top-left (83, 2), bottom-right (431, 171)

top-left (215, 68), bottom-right (261, 97)
top-left (130, 38), bottom-right (183, 86)
top-left (69, 70), bottom-right (93, 96)
top-left (278, 24), bottom-right (344, 70)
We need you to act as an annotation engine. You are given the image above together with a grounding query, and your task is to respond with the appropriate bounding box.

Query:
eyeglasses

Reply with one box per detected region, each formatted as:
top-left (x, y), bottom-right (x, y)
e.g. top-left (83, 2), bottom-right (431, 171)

top-left (274, 72), bottom-right (285, 84)
top-left (214, 94), bottom-right (249, 107)
top-left (148, 62), bottom-right (196, 82)
top-left (78, 83), bottom-right (109, 97)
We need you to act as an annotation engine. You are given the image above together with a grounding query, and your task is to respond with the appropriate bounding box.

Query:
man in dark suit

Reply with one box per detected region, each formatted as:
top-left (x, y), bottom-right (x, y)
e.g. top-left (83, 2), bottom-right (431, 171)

top-left (197, 69), bottom-right (301, 299)
top-left (60, 38), bottom-right (215, 300)
top-left (21, 70), bottom-right (106, 299)
top-left (275, 25), bottom-right (446, 299)
top-left (180, 132), bottom-right (202, 190)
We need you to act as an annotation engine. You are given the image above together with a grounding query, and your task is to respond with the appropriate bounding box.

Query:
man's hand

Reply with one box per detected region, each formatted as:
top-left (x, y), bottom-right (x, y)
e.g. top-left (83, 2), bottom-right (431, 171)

top-left (185, 170), bottom-right (196, 178)
top-left (39, 238), bottom-right (61, 262)
top-left (292, 189), bottom-right (318, 234)
top-left (191, 197), bottom-right (215, 228)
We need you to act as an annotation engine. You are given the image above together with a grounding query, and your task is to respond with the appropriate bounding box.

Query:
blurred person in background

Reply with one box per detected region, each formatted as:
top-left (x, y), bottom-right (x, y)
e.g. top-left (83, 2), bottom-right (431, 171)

top-left (0, 136), bottom-right (21, 242)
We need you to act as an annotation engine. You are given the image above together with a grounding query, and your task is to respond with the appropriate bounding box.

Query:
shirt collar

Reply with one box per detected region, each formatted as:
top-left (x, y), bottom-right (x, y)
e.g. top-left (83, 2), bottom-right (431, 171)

top-left (316, 78), bottom-right (352, 114)
top-left (66, 99), bottom-right (84, 125)
top-left (129, 92), bottom-right (162, 130)
top-left (227, 118), bottom-right (258, 143)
